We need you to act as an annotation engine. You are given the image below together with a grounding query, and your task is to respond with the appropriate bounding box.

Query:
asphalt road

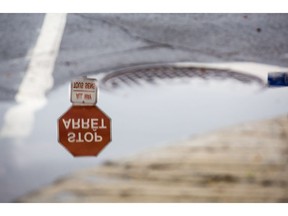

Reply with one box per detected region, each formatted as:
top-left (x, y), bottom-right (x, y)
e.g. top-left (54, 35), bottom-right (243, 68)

top-left (54, 14), bottom-right (288, 86)
top-left (1, 14), bottom-right (288, 101)
top-left (0, 14), bottom-right (44, 101)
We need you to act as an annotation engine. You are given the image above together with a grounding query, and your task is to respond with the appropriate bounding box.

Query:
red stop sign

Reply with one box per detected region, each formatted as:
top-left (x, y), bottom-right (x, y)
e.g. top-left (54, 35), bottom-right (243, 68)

top-left (58, 105), bottom-right (111, 157)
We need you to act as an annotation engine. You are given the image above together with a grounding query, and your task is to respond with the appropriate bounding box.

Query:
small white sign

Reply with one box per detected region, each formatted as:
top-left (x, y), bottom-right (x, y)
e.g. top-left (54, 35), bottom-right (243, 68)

top-left (70, 77), bottom-right (97, 105)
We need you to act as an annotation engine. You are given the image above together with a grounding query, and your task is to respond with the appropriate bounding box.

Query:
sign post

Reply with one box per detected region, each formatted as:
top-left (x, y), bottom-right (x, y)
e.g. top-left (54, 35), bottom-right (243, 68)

top-left (58, 77), bottom-right (111, 157)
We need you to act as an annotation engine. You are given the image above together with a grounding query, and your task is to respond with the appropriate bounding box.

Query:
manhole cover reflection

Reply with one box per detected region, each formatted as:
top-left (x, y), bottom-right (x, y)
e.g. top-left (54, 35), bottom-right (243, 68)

top-left (100, 64), bottom-right (264, 91)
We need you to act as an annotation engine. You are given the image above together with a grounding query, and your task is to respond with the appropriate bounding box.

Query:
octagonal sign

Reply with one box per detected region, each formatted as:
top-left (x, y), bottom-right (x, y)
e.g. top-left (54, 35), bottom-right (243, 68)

top-left (58, 105), bottom-right (111, 157)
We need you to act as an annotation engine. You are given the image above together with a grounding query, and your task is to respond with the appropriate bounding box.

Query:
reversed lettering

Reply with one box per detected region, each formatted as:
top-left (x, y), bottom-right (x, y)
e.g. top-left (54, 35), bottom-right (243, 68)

top-left (62, 118), bottom-right (107, 130)
top-left (67, 132), bottom-right (103, 143)
top-left (76, 93), bottom-right (83, 99)
top-left (62, 119), bottom-right (71, 130)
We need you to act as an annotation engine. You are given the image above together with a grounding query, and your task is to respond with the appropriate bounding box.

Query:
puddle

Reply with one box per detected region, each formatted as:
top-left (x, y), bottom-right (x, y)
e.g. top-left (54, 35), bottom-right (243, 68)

top-left (0, 62), bottom-right (288, 202)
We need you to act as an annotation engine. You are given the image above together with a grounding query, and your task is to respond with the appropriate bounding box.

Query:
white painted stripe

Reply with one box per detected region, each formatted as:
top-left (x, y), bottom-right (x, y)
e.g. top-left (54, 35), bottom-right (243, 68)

top-left (0, 13), bottom-right (67, 137)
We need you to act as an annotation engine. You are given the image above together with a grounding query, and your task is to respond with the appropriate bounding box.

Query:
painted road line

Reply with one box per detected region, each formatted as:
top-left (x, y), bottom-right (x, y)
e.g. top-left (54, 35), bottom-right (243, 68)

top-left (0, 13), bottom-right (67, 138)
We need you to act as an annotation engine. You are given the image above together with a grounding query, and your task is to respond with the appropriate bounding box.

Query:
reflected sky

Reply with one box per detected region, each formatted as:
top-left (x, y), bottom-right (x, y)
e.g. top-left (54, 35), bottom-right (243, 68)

top-left (0, 64), bottom-right (288, 202)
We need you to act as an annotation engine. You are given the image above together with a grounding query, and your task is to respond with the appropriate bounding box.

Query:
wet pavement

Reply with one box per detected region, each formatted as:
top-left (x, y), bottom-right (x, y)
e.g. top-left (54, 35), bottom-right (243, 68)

top-left (1, 62), bottom-right (288, 202)
top-left (0, 14), bottom-right (44, 101)
top-left (0, 14), bottom-right (288, 202)
top-left (53, 13), bottom-right (288, 87)
top-left (2, 13), bottom-right (287, 96)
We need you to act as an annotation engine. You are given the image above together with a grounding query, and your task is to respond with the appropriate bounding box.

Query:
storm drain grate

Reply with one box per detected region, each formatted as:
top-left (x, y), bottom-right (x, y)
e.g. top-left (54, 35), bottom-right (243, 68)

top-left (100, 64), bottom-right (264, 90)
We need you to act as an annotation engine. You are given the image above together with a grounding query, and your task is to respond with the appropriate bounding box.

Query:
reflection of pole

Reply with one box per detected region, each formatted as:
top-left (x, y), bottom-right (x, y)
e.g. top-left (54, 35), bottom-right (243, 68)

top-left (268, 72), bottom-right (288, 86)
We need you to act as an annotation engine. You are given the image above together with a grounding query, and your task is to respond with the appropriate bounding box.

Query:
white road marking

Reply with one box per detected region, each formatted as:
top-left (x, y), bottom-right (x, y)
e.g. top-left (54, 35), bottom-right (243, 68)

top-left (0, 13), bottom-right (67, 138)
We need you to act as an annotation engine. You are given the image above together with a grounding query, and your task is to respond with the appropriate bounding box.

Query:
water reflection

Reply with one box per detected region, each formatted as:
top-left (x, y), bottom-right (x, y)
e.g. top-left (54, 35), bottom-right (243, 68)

top-left (101, 64), bottom-right (264, 90)
top-left (0, 63), bottom-right (288, 202)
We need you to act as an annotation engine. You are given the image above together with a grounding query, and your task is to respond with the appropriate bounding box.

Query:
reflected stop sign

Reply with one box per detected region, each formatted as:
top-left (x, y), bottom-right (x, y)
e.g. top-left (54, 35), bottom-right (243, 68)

top-left (58, 105), bottom-right (111, 157)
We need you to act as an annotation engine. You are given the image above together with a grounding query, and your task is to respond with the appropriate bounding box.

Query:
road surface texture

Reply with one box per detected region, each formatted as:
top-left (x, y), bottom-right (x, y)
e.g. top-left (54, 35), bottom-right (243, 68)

top-left (1, 14), bottom-right (288, 101)
top-left (54, 14), bottom-right (288, 86)
top-left (0, 14), bottom-right (44, 101)
top-left (0, 14), bottom-right (288, 202)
